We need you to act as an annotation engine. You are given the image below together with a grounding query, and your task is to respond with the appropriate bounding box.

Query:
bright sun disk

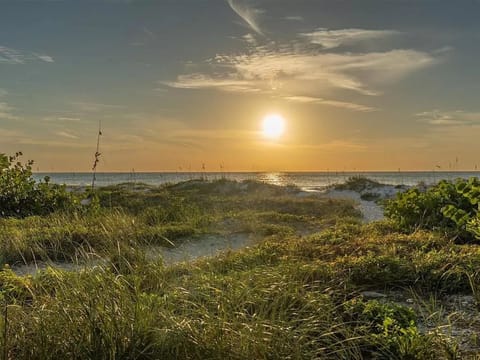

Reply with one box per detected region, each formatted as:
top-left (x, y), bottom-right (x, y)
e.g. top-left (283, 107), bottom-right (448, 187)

top-left (262, 114), bottom-right (285, 139)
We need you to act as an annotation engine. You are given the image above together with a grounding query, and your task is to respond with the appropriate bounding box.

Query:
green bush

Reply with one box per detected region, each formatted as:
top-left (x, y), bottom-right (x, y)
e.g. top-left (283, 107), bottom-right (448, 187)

top-left (385, 178), bottom-right (480, 241)
top-left (0, 152), bottom-right (77, 217)
top-left (335, 176), bottom-right (383, 192)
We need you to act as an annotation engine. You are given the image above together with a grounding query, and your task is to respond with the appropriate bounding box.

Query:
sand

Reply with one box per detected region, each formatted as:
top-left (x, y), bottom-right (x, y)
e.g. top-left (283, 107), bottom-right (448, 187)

top-left (319, 184), bottom-right (403, 223)
top-left (147, 233), bottom-right (255, 264)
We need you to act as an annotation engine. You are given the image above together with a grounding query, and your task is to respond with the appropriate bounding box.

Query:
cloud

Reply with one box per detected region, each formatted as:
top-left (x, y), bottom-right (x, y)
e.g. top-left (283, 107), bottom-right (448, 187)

top-left (283, 96), bottom-right (377, 112)
top-left (284, 16), bottom-right (304, 22)
top-left (242, 33), bottom-right (257, 45)
top-left (163, 74), bottom-right (260, 93)
top-left (166, 44), bottom-right (437, 98)
top-left (34, 54), bottom-right (54, 63)
top-left (0, 102), bottom-right (18, 120)
top-left (0, 46), bottom-right (54, 64)
top-left (301, 28), bottom-right (400, 49)
top-left (43, 116), bottom-right (81, 122)
top-left (416, 110), bottom-right (480, 126)
top-left (0, 89), bottom-right (7, 97)
top-left (55, 130), bottom-right (79, 139)
top-left (71, 101), bottom-right (124, 112)
top-left (227, 0), bottom-right (264, 35)
top-left (164, 25), bottom-right (442, 113)
top-left (129, 26), bottom-right (156, 47)
top-left (143, 26), bottom-right (155, 38)
top-left (0, 47), bottom-right (24, 64)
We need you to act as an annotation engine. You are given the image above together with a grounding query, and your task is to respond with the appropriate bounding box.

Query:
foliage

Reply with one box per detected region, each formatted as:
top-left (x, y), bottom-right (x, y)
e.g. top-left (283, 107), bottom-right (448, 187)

top-left (334, 176), bottom-right (384, 192)
top-left (0, 152), bottom-right (77, 217)
top-left (361, 192), bottom-right (382, 201)
top-left (385, 178), bottom-right (480, 241)
top-left (342, 299), bottom-right (434, 358)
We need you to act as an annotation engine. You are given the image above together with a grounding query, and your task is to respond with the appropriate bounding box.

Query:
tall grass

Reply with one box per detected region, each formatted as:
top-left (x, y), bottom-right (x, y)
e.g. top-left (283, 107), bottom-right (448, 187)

top-left (0, 180), bottom-right (476, 358)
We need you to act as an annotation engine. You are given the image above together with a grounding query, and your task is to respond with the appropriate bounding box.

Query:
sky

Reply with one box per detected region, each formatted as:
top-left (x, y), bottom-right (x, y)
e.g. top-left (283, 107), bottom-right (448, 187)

top-left (1, 0), bottom-right (479, 172)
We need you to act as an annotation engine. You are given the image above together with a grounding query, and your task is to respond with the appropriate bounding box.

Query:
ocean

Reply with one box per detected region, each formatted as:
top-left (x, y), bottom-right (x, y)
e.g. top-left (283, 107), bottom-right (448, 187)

top-left (32, 171), bottom-right (480, 192)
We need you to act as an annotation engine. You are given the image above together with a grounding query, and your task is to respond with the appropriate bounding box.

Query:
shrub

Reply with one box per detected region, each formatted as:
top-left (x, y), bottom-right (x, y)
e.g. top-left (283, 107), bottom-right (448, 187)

top-left (335, 176), bottom-right (383, 192)
top-left (385, 178), bottom-right (480, 241)
top-left (0, 152), bottom-right (77, 217)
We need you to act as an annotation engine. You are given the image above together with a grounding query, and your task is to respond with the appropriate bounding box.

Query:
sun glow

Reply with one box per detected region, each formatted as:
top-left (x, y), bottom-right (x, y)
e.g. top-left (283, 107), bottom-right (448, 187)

top-left (262, 114), bottom-right (286, 139)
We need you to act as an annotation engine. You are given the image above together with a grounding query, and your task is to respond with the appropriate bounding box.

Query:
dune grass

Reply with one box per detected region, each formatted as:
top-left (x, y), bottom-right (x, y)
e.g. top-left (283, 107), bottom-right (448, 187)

top-left (0, 179), bottom-right (479, 358)
top-left (0, 180), bottom-right (356, 268)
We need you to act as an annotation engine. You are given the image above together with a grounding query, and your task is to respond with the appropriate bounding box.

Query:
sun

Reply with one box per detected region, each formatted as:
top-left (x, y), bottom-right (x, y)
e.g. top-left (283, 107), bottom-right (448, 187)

top-left (262, 114), bottom-right (286, 139)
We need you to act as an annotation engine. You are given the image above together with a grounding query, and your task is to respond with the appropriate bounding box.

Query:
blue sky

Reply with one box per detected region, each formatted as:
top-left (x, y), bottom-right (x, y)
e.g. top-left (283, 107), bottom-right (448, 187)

top-left (1, 0), bottom-right (479, 171)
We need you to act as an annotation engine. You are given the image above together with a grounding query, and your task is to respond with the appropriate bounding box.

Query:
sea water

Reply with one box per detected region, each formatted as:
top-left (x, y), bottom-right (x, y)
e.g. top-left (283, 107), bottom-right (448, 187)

top-left (33, 171), bottom-right (480, 192)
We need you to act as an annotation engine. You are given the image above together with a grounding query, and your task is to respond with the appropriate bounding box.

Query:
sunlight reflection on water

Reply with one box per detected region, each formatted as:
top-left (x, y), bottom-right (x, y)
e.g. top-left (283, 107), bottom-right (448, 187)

top-left (33, 171), bottom-right (480, 191)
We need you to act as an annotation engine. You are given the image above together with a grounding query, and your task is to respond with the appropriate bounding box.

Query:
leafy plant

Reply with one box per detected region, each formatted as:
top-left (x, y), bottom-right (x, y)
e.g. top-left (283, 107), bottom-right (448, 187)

top-left (385, 178), bottom-right (480, 241)
top-left (0, 152), bottom-right (77, 217)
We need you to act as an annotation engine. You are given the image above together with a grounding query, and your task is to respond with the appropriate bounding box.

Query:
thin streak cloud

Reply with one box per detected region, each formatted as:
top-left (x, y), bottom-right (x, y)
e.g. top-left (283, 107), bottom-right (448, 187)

top-left (416, 110), bottom-right (480, 126)
top-left (227, 0), bottom-right (264, 35)
top-left (301, 28), bottom-right (401, 49)
top-left (0, 46), bottom-right (54, 64)
top-left (55, 130), bottom-right (79, 139)
top-left (283, 96), bottom-right (377, 112)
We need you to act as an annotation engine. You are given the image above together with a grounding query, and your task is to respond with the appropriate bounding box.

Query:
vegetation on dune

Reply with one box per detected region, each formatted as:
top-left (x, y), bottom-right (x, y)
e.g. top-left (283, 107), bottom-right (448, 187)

top-left (0, 163), bottom-right (357, 267)
top-left (2, 219), bottom-right (479, 358)
top-left (334, 176), bottom-right (385, 192)
top-left (385, 177), bottom-right (480, 242)
top-left (0, 153), bottom-right (77, 217)
top-left (1, 156), bottom-right (480, 358)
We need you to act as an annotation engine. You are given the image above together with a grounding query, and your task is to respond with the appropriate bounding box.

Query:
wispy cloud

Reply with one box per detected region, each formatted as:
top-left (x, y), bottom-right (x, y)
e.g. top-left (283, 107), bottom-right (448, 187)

top-left (71, 101), bottom-right (124, 112)
top-left (0, 102), bottom-right (19, 120)
top-left (301, 28), bottom-right (400, 49)
top-left (283, 96), bottom-right (377, 112)
top-left (165, 42), bottom-right (438, 109)
top-left (284, 16), bottom-right (304, 22)
top-left (227, 0), bottom-right (264, 35)
top-left (416, 110), bottom-right (480, 126)
top-left (163, 74), bottom-right (260, 93)
top-left (164, 22), bottom-right (443, 113)
top-left (242, 33), bottom-right (257, 45)
top-left (34, 54), bottom-right (54, 63)
top-left (0, 46), bottom-right (54, 64)
top-left (55, 130), bottom-right (79, 139)
top-left (43, 116), bottom-right (81, 122)
top-left (129, 26), bottom-right (156, 46)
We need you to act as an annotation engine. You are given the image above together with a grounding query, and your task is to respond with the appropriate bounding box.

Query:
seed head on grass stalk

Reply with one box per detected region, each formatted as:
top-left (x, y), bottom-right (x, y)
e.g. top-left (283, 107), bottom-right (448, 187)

top-left (91, 120), bottom-right (102, 191)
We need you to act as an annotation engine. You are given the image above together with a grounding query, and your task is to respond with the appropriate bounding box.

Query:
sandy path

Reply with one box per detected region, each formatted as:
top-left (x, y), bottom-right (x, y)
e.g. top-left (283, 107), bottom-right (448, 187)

top-left (321, 189), bottom-right (385, 223)
top-left (11, 233), bottom-right (255, 275)
top-left (147, 233), bottom-right (255, 264)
